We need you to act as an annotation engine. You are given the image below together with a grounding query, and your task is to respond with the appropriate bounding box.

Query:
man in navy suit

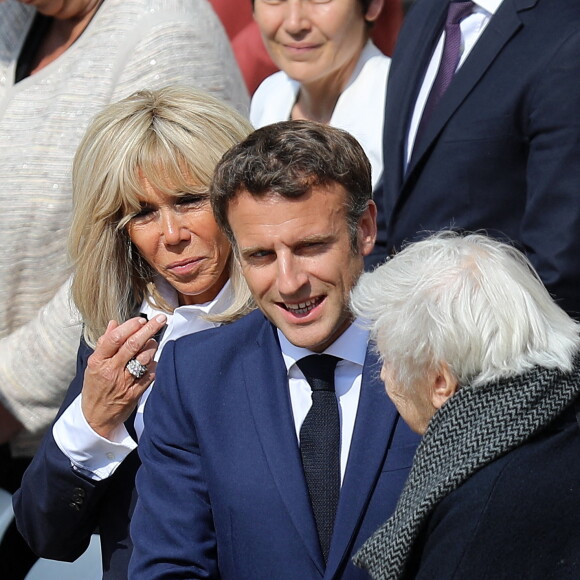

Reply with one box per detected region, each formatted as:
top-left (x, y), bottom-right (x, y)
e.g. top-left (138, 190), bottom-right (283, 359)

top-left (380, 0), bottom-right (580, 318)
top-left (129, 121), bottom-right (419, 579)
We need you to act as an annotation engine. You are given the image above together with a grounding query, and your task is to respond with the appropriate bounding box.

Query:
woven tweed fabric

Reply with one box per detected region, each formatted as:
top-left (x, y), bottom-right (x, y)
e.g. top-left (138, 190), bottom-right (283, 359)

top-left (353, 356), bottom-right (580, 579)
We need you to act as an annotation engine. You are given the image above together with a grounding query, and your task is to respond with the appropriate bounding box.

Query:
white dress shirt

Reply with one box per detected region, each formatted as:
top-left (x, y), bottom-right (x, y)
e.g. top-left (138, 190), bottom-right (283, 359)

top-left (278, 320), bottom-right (370, 484)
top-left (406, 0), bottom-right (504, 165)
top-left (250, 41), bottom-right (390, 191)
top-left (52, 279), bottom-right (234, 481)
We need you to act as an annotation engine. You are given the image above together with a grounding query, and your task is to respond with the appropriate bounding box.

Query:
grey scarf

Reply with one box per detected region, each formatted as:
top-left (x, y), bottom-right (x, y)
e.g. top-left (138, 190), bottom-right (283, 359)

top-left (354, 357), bottom-right (580, 579)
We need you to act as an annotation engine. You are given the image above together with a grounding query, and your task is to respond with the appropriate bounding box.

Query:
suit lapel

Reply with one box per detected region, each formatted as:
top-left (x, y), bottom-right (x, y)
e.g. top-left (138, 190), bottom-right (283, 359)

top-left (384, 0), bottom-right (448, 217)
top-left (241, 317), bottom-right (325, 575)
top-left (325, 348), bottom-right (399, 578)
top-left (406, 0), bottom-right (527, 180)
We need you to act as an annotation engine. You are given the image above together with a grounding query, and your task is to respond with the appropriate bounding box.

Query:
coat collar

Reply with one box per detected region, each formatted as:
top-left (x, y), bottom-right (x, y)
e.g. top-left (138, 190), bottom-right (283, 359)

top-left (325, 347), bottom-right (399, 578)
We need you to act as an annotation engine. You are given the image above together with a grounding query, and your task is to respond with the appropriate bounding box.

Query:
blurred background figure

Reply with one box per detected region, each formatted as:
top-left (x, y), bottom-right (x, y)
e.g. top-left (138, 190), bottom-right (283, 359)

top-left (14, 87), bottom-right (253, 578)
top-left (352, 232), bottom-right (580, 579)
top-left (0, 0), bottom-right (247, 576)
top-left (250, 0), bottom-right (391, 268)
top-left (380, 0), bottom-right (580, 317)
top-left (208, 0), bottom-right (403, 94)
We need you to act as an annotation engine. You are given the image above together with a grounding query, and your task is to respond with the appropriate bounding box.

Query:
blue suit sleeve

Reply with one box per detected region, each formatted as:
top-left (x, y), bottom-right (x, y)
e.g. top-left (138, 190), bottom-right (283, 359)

top-left (13, 339), bottom-right (108, 561)
top-left (129, 340), bottom-right (219, 579)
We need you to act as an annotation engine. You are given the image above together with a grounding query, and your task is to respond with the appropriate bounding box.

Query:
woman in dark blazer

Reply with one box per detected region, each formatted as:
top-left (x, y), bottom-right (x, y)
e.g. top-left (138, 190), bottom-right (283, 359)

top-left (351, 232), bottom-right (580, 579)
top-left (13, 86), bottom-right (253, 578)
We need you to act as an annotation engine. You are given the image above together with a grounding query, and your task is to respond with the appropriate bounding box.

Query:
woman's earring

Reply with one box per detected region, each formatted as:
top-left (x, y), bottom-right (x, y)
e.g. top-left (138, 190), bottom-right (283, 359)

top-left (127, 236), bottom-right (133, 263)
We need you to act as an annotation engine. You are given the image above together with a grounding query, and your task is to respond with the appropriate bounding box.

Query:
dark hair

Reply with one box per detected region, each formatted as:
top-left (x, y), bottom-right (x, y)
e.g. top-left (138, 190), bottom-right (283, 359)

top-left (210, 120), bottom-right (372, 251)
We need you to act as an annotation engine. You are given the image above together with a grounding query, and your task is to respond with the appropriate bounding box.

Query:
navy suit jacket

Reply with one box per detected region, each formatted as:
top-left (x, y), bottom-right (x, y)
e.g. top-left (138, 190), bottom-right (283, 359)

top-left (130, 310), bottom-right (419, 579)
top-left (382, 0), bottom-right (580, 318)
top-left (14, 339), bottom-right (139, 579)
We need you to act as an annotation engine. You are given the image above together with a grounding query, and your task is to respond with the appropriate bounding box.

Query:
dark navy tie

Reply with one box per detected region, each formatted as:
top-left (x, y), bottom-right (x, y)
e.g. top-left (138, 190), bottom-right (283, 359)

top-left (297, 354), bottom-right (341, 563)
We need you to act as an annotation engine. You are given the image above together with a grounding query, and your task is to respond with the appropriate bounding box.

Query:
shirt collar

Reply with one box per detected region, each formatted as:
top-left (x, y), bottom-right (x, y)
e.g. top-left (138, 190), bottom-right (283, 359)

top-left (139, 277), bottom-right (234, 319)
top-left (473, 0), bottom-right (503, 16)
top-left (152, 279), bottom-right (235, 360)
top-left (278, 319), bottom-right (370, 374)
top-left (178, 278), bottom-right (235, 317)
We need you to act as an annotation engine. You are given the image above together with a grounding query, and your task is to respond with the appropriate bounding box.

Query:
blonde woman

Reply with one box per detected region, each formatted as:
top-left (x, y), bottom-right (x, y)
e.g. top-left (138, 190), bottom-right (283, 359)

top-left (13, 86), bottom-right (253, 578)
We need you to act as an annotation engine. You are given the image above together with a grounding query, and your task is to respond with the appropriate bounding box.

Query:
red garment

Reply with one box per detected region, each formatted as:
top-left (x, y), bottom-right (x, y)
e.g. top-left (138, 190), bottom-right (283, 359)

top-left (208, 0), bottom-right (403, 94)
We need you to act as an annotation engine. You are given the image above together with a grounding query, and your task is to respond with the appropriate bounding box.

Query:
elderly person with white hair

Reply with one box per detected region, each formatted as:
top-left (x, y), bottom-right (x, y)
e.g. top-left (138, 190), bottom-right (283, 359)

top-left (351, 232), bottom-right (580, 580)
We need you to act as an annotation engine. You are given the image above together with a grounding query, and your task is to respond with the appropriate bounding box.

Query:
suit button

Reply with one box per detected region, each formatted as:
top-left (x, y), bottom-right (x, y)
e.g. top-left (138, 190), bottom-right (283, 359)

top-left (68, 502), bottom-right (81, 512)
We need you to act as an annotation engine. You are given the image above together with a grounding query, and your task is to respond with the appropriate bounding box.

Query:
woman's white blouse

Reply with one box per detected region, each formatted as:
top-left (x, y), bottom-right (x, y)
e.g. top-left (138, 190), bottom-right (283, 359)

top-left (52, 280), bottom-right (234, 481)
top-left (250, 41), bottom-right (390, 191)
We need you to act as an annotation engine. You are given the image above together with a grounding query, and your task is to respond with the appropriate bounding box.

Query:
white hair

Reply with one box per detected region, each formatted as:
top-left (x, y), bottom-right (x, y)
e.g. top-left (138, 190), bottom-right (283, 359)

top-left (351, 231), bottom-right (580, 390)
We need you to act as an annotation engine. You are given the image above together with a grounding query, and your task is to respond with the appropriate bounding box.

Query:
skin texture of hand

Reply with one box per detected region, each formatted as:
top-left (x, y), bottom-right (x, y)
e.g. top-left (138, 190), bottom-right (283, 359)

top-left (81, 314), bottom-right (167, 440)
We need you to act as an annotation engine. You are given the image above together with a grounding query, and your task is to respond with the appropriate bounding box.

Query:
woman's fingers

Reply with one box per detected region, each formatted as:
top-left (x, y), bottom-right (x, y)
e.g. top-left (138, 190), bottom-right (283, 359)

top-left (115, 314), bottom-right (167, 365)
top-left (94, 314), bottom-right (166, 360)
top-left (94, 317), bottom-right (145, 359)
top-left (81, 314), bottom-right (167, 439)
top-left (134, 338), bottom-right (159, 367)
top-left (105, 319), bottom-right (119, 333)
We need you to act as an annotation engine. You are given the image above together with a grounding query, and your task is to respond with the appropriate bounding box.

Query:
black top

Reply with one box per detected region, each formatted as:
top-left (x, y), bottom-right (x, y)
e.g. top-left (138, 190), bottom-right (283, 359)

top-left (15, 13), bottom-right (52, 83)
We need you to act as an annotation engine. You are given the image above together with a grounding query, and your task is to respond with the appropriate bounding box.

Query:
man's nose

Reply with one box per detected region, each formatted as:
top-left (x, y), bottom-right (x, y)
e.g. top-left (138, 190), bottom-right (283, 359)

top-left (277, 254), bottom-right (308, 296)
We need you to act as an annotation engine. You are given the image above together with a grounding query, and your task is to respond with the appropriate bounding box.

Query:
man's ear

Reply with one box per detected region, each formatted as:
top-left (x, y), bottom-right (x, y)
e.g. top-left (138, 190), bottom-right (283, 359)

top-left (358, 200), bottom-right (377, 257)
top-left (430, 363), bottom-right (458, 410)
top-left (365, 0), bottom-right (384, 23)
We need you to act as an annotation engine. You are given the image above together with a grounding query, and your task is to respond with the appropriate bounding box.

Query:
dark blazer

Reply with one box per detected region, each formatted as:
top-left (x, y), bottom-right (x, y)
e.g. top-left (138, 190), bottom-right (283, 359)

top-left (130, 310), bottom-right (419, 579)
top-left (13, 340), bottom-right (140, 579)
top-left (382, 0), bottom-right (580, 318)
top-left (404, 402), bottom-right (580, 579)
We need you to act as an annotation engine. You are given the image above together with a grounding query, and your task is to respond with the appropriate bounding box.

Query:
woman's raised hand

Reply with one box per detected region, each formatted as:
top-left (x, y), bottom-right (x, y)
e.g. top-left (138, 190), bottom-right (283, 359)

top-left (81, 314), bottom-right (167, 439)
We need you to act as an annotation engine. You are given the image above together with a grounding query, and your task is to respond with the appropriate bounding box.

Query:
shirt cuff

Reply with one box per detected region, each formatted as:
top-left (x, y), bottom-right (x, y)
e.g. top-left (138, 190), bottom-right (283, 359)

top-left (52, 394), bottom-right (137, 481)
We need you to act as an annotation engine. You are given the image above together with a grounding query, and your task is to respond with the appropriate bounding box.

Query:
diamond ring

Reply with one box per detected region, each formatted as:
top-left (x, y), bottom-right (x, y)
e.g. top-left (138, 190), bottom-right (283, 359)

top-left (126, 358), bottom-right (147, 379)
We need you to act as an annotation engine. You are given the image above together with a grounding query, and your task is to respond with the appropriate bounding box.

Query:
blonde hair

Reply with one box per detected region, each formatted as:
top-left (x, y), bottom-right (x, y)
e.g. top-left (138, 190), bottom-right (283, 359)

top-left (69, 86), bottom-right (254, 345)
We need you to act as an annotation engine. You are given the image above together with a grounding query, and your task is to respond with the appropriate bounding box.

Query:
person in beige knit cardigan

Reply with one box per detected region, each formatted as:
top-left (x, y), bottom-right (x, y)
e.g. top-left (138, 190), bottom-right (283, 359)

top-left (0, 0), bottom-right (247, 575)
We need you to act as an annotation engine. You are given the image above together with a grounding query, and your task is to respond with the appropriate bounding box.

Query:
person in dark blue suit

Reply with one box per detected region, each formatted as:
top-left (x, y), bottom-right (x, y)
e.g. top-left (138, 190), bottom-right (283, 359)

top-left (129, 121), bottom-right (420, 579)
top-left (380, 0), bottom-right (580, 318)
top-left (352, 232), bottom-right (580, 579)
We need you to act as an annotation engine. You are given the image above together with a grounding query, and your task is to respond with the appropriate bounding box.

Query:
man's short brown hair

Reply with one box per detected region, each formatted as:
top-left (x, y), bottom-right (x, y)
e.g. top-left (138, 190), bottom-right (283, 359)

top-left (210, 120), bottom-right (372, 252)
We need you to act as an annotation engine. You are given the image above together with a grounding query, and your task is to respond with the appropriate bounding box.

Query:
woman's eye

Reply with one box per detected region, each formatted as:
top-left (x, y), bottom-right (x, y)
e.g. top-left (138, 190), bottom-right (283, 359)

top-left (132, 206), bottom-right (154, 220)
top-left (177, 194), bottom-right (207, 207)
